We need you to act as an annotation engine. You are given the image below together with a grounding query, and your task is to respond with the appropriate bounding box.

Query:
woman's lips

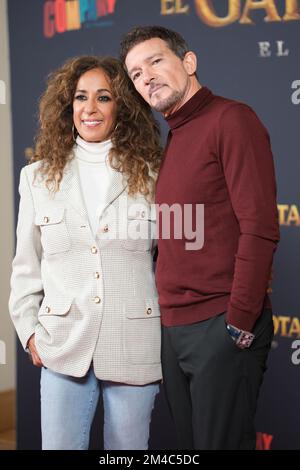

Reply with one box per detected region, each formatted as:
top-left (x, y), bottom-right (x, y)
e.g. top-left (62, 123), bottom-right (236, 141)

top-left (81, 120), bottom-right (102, 127)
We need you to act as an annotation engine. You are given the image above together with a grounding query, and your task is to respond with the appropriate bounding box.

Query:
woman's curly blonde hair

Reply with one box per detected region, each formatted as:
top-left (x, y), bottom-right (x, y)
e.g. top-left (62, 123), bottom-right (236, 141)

top-left (30, 56), bottom-right (162, 199)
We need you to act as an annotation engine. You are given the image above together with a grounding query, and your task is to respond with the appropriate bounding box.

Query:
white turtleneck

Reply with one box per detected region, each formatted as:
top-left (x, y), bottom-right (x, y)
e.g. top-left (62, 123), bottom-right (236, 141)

top-left (74, 135), bottom-right (114, 236)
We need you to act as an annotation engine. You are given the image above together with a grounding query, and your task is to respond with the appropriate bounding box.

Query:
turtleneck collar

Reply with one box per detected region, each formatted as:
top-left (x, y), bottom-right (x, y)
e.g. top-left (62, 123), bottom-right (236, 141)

top-left (74, 135), bottom-right (113, 163)
top-left (165, 87), bottom-right (213, 130)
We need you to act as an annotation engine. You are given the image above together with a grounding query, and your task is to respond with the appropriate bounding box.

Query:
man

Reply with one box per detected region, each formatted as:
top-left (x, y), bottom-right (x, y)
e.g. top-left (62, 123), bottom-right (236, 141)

top-left (120, 26), bottom-right (280, 450)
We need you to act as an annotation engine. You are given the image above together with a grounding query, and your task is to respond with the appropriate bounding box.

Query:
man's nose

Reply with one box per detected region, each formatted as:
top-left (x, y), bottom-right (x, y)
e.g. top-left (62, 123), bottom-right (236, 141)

top-left (143, 67), bottom-right (155, 85)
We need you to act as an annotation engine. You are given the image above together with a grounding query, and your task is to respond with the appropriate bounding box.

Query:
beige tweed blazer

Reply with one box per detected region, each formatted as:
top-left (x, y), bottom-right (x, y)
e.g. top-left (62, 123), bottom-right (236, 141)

top-left (9, 158), bottom-right (162, 385)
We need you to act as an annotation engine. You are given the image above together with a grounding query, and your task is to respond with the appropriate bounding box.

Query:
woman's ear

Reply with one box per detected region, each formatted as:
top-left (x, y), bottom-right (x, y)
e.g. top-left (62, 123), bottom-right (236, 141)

top-left (183, 51), bottom-right (197, 76)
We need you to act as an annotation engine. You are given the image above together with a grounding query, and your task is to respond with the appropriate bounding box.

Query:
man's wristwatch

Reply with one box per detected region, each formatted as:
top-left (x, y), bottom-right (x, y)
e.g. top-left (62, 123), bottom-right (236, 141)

top-left (226, 323), bottom-right (255, 349)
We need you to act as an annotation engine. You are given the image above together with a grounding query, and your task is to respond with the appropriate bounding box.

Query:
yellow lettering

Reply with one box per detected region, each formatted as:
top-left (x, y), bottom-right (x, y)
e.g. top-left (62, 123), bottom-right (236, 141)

top-left (161, 0), bottom-right (175, 14)
top-left (24, 147), bottom-right (34, 159)
top-left (161, 0), bottom-right (189, 14)
top-left (283, 0), bottom-right (300, 20)
top-left (287, 205), bottom-right (300, 226)
top-left (66, 0), bottom-right (80, 31)
top-left (278, 316), bottom-right (290, 337)
top-left (175, 0), bottom-right (189, 13)
top-left (289, 317), bottom-right (300, 338)
top-left (277, 204), bottom-right (289, 225)
top-left (273, 315), bottom-right (279, 335)
top-left (240, 0), bottom-right (281, 24)
top-left (194, 0), bottom-right (240, 27)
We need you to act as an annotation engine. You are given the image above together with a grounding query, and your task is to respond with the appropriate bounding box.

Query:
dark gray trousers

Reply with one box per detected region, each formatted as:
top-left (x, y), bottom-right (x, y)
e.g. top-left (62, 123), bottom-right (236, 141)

top-left (162, 309), bottom-right (274, 450)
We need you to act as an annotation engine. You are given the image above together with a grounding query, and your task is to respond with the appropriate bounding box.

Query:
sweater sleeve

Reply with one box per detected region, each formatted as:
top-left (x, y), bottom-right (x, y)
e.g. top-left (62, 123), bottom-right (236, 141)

top-left (218, 103), bottom-right (280, 331)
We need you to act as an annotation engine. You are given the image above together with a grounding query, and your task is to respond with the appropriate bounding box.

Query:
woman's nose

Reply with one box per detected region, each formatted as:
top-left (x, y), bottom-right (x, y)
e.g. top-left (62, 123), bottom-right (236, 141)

top-left (83, 98), bottom-right (98, 114)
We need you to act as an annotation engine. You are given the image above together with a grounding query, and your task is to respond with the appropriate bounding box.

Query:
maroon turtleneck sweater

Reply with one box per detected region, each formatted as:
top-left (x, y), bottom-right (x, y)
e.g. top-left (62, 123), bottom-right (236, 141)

top-left (155, 87), bottom-right (280, 331)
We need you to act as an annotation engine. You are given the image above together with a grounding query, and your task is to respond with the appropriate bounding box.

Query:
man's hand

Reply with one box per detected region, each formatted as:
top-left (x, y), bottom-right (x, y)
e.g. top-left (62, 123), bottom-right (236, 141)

top-left (27, 334), bottom-right (43, 367)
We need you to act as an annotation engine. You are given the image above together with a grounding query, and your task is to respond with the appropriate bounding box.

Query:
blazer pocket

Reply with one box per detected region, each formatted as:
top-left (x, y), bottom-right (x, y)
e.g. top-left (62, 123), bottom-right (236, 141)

top-left (38, 296), bottom-right (73, 317)
top-left (122, 210), bottom-right (156, 252)
top-left (124, 298), bottom-right (161, 364)
top-left (35, 207), bottom-right (71, 255)
top-left (36, 296), bottom-right (73, 348)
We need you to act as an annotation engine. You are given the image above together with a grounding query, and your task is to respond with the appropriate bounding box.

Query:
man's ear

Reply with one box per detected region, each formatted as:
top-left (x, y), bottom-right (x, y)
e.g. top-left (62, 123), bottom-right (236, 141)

top-left (183, 51), bottom-right (197, 76)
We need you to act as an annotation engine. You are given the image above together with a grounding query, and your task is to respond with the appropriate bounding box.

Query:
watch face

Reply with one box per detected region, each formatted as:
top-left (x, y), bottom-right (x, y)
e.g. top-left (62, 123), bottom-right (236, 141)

top-left (227, 324), bottom-right (255, 348)
top-left (236, 332), bottom-right (255, 348)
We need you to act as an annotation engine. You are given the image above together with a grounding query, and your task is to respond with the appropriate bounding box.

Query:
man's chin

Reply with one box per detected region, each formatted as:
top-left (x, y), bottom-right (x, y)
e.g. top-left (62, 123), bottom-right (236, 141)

top-left (151, 96), bottom-right (170, 113)
top-left (152, 100), bottom-right (173, 113)
top-left (151, 90), bottom-right (183, 114)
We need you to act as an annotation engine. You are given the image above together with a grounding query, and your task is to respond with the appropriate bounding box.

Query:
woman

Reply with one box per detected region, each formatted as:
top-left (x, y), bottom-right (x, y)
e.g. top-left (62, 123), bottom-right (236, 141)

top-left (9, 56), bottom-right (162, 450)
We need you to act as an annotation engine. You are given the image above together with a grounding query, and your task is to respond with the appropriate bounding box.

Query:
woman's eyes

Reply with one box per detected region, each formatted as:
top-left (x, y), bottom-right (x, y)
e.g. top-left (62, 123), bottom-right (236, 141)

top-left (74, 94), bottom-right (86, 101)
top-left (74, 95), bottom-right (112, 102)
top-left (98, 95), bottom-right (112, 102)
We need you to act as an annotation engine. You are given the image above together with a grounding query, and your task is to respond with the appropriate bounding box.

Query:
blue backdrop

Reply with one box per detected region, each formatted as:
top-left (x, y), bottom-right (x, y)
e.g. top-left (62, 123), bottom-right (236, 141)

top-left (8, 0), bottom-right (300, 450)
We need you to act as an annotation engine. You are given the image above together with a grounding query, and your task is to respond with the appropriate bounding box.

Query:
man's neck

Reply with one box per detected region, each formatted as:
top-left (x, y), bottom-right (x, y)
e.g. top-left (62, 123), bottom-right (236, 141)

top-left (163, 78), bottom-right (202, 118)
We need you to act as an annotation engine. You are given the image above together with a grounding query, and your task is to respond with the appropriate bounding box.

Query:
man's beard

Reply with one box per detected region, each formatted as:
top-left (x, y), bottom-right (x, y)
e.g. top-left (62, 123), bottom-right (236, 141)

top-left (151, 88), bottom-right (185, 113)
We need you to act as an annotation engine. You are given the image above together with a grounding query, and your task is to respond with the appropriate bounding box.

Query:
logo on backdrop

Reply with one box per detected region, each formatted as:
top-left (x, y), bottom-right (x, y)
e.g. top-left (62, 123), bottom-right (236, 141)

top-left (277, 204), bottom-right (300, 226)
top-left (256, 432), bottom-right (273, 450)
top-left (273, 315), bottom-right (300, 338)
top-left (258, 40), bottom-right (289, 58)
top-left (161, 0), bottom-right (300, 26)
top-left (44, 0), bottom-right (116, 38)
top-left (273, 315), bottom-right (300, 366)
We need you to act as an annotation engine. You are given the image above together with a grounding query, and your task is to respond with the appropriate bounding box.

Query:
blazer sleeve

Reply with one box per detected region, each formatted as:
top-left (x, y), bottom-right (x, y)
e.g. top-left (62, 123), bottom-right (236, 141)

top-left (9, 167), bottom-right (44, 349)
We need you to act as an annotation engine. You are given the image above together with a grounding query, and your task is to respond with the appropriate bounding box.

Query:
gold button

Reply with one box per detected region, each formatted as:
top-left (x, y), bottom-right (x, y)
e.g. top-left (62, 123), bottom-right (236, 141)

top-left (45, 306), bottom-right (51, 313)
top-left (146, 307), bottom-right (152, 315)
top-left (94, 272), bottom-right (100, 279)
top-left (44, 216), bottom-right (49, 223)
top-left (91, 246), bottom-right (98, 254)
top-left (94, 296), bottom-right (101, 304)
top-left (103, 224), bottom-right (109, 233)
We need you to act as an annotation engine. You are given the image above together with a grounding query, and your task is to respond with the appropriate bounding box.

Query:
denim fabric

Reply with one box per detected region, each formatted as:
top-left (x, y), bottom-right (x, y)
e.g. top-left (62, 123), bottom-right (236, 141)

top-left (40, 366), bottom-right (159, 450)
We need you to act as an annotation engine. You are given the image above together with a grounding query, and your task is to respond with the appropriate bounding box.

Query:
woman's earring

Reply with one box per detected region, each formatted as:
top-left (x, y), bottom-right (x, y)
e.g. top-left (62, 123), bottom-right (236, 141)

top-left (72, 124), bottom-right (77, 142)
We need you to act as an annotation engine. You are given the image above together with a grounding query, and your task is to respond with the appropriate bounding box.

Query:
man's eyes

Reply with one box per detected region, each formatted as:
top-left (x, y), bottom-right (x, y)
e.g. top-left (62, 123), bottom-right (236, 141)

top-left (132, 72), bottom-right (141, 82)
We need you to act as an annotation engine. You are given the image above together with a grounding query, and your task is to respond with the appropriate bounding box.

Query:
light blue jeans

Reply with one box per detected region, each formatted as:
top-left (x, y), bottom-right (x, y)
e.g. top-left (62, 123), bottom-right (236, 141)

top-left (40, 367), bottom-right (159, 450)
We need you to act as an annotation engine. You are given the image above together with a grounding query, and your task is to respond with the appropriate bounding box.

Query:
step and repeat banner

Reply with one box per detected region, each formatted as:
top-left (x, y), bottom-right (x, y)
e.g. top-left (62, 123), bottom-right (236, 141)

top-left (8, 0), bottom-right (300, 449)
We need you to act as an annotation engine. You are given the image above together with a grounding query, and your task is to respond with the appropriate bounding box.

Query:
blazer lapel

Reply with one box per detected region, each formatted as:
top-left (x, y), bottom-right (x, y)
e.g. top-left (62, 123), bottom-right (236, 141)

top-left (63, 158), bottom-right (89, 220)
top-left (102, 169), bottom-right (127, 214)
top-left (62, 157), bottom-right (128, 227)
top-left (64, 157), bottom-right (127, 216)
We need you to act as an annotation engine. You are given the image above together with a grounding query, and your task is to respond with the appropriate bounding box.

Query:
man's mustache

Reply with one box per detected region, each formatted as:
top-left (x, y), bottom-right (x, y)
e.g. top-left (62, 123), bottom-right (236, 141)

top-left (149, 83), bottom-right (165, 97)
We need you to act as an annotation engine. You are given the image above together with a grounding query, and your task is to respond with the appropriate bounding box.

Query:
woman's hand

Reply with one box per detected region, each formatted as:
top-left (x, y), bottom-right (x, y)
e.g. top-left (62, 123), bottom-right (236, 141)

top-left (27, 334), bottom-right (44, 367)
